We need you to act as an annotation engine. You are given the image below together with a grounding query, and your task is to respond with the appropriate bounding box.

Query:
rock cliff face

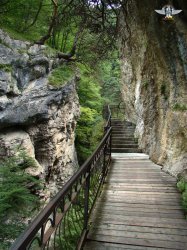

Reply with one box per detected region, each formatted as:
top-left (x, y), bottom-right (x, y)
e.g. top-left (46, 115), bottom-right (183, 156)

top-left (120, 0), bottom-right (187, 177)
top-left (0, 29), bottom-right (80, 198)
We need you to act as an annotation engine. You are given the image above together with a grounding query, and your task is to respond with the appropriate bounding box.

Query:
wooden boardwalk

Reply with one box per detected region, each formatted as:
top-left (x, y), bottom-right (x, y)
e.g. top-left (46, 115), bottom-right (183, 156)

top-left (84, 155), bottom-right (187, 250)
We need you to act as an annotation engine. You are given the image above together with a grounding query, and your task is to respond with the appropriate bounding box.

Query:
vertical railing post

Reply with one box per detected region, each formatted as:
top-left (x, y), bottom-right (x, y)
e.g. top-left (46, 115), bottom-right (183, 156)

top-left (102, 141), bottom-right (107, 179)
top-left (84, 168), bottom-right (90, 231)
top-left (109, 131), bottom-right (112, 159)
top-left (109, 108), bottom-right (112, 160)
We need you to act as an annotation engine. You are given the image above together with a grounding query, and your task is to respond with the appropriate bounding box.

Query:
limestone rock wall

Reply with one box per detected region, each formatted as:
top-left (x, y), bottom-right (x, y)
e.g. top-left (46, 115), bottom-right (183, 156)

top-left (120, 0), bottom-right (187, 177)
top-left (0, 29), bottom-right (80, 198)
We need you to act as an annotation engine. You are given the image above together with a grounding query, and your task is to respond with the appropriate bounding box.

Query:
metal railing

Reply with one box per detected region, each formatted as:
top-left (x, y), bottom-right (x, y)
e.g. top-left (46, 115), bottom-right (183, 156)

top-left (110, 102), bottom-right (125, 119)
top-left (11, 109), bottom-right (112, 250)
top-left (104, 104), bottom-right (112, 132)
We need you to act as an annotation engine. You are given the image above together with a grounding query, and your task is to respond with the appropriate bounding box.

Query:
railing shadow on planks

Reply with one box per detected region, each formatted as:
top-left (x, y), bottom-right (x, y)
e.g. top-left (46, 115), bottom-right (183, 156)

top-left (11, 105), bottom-right (112, 250)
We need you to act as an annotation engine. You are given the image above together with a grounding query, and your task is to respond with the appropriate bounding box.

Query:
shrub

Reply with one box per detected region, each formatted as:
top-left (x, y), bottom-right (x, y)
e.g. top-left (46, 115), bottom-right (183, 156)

top-left (0, 150), bottom-right (41, 249)
top-left (177, 179), bottom-right (187, 216)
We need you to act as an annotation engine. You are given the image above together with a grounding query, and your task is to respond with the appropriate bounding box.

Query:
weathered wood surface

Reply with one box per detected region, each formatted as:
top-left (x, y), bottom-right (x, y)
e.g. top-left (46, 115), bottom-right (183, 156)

top-left (84, 158), bottom-right (187, 250)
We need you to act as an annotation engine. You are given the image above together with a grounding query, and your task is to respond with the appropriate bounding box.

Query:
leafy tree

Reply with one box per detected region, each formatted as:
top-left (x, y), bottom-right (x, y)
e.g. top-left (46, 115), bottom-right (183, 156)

top-left (75, 64), bottom-right (104, 164)
top-left (0, 0), bottom-right (122, 62)
top-left (99, 53), bottom-right (122, 105)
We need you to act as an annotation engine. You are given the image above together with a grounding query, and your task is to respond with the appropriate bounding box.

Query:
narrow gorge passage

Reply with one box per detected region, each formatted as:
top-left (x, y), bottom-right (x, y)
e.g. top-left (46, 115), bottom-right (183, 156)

top-left (84, 119), bottom-right (187, 250)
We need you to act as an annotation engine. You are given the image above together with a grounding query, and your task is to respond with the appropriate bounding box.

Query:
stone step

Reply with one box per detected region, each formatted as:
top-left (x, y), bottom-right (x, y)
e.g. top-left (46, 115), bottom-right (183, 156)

top-left (111, 123), bottom-right (135, 127)
top-left (111, 148), bottom-right (142, 153)
top-left (112, 144), bottom-right (139, 148)
top-left (112, 132), bottom-right (135, 135)
top-left (112, 127), bottom-right (135, 129)
top-left (112, 142), bottom-right (138, 146)
top-left (112, 141), bottom-right (138, 145)
top-left (111, 153), bottom-right (149, 159)
top-left (112, 129), bottom-right (135, 132)
top-left (112, 127), bottom-right (135, 130)
top-left (112, 142), bottom-right (138, 145)
top-left (112, 136), bottom-right (137, 140)
top-left (112, 139), bottom-right (138, 143)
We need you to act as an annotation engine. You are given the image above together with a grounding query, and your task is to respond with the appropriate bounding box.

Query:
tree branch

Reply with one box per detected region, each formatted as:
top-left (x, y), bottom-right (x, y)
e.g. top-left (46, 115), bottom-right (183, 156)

top-left (35, 0), bottom-right (58, 45)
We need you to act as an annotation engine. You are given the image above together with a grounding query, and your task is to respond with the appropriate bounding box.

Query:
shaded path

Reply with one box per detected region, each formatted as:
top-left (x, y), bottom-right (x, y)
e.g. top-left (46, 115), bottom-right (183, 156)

top-left (84, 154), bottom-right (187, 249)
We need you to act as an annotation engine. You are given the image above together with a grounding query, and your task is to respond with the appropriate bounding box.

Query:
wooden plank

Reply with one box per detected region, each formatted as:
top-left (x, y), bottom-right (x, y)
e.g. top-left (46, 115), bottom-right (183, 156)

top-left (104, 188), bottom-right (179, 193)
top-left (107, 176), bottom-right (176, 181)
top-left (107, 180), bottom-right (176, 184)
top-left (108, 176), bottom-right (176, 181)
top-left (105, 190), bottom-right (180, 197)
top-left (92, 209), bottom-right (184, 219)
top-left (111, 167), bottom-right (161, 170)
top-left (104, 183), bottom-right (177, 187)
top-left (88, 228), bottom-right (187, 243)
top-left (102, 196), bottom-right (181, 202)
top-left (92, 216), bottom-right (187, 229)
top-left (95, 201), bottom-right (183, 210)
top-left (101, 197), bottom-right (181, 204)
top-left (90, 224), bottom-right (187, 236)
top-left (101, 192), bottom-right (180, 200)
top-left (108, 173), bottom-right (173, 176)
top-left (104, 185), bottom-right (178, 192)
top-left (105, 182), bottom-right (177, 187)
top-left (94, 201), bottom-right (183, 210)
top-left (87, 234), bottom-right (187, 249)
top-left (92, 213), bottom-right (186, 224)
top-left (93, 204), bottom-right (183, 214)
top-left (109, 172), bottom-right (175, 176)
top-left (84, 241), bottom-right (173, 250)
top-left (99, 198), bottom-right (182, 206)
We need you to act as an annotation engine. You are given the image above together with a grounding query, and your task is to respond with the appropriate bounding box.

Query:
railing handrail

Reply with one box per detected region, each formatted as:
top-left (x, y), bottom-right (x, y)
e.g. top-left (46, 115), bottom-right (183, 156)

top-left (11, 126), bottom-right (112, 249)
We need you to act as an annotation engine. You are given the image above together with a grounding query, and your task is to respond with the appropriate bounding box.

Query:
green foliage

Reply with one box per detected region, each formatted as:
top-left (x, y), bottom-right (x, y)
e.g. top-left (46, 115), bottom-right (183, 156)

top-left (177, 179), bottom-right (187, 216)
top-left (48, 64), bottom-right (74, 87)
top-left (75, 54), bottom-right (121, 163)
top-left (57, 203), bottom-right (84, 249)
top-left (76, 107), bottom-right (103, 164)
top-left (173, 103), bottom-right (187, 112)
top-left (0, 150), bottom-right (40, 249)
top-left (160, 83), bottom-right (168, 100)
top-left (182, 192), bottom-right (187, 215)
top-left (0, 0), bottom-right (50, 42)
top-left (142, 80), bottom-right (149, 89)
top-left (0, 64), bottom-right (12, 72)
top-left (77, 63), bottom-right (103, 111)
top-left (99, 54), bottom-right (121, 105)
top-left (75, 64), bottom-right (104, 164)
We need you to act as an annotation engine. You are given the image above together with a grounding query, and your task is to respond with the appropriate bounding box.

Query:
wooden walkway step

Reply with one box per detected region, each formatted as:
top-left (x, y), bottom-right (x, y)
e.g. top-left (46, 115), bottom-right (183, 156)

top-left (83, 154), bottom-right (187, 250)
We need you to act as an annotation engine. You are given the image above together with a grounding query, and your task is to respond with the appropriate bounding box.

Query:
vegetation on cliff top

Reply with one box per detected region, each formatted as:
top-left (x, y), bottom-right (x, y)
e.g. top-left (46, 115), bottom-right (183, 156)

top-left (48, 64), bottom-right (74, 87)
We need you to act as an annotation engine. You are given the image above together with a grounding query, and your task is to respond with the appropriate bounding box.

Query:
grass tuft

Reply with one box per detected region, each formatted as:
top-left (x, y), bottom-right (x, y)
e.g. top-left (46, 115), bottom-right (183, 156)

top-left (48, 64), bottom-right (74, 87)
top-left (173, 103), bottom-right (187, 112)
top-left (0, 64), bottom-right (12, 72)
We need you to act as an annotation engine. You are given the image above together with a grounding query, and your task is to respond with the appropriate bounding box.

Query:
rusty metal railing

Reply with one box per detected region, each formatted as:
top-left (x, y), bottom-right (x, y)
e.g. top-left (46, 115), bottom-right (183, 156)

top-left (11, 116), bottom-right (112, 249)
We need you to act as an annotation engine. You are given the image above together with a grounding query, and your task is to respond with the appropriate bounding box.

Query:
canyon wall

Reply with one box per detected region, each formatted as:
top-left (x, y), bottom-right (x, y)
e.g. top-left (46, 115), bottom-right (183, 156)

top-left (0, 29), bottom-right (80, 198)
top-left (120, 0), bottom-right (187, 177)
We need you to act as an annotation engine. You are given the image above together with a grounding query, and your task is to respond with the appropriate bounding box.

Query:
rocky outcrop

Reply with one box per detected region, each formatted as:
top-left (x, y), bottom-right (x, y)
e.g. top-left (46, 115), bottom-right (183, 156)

top-left (120, 0), bottom-right (187, 177)
top-left (0, 29), bottom-right (80, 198)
